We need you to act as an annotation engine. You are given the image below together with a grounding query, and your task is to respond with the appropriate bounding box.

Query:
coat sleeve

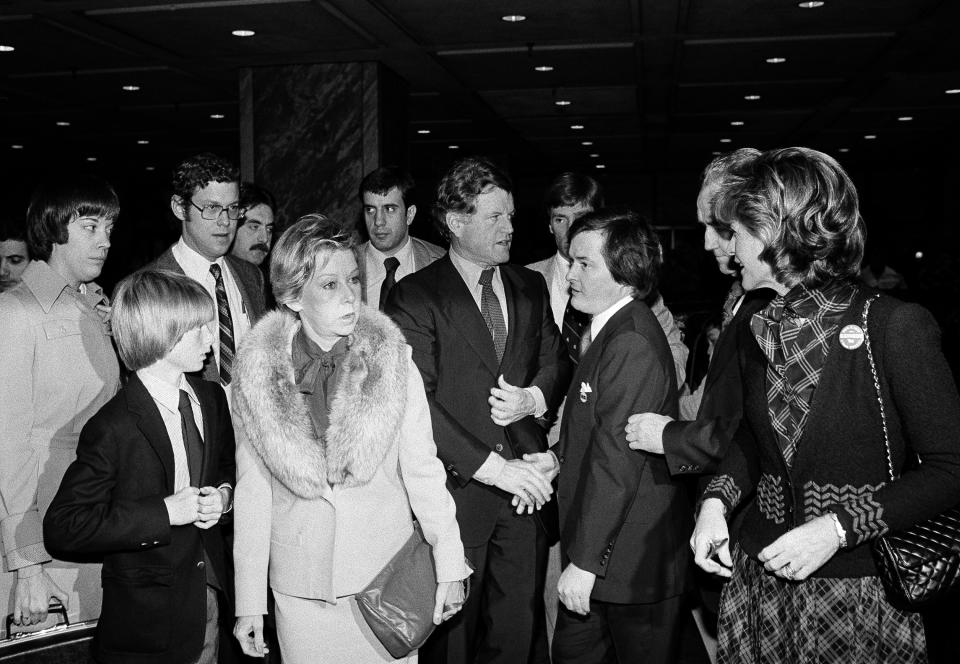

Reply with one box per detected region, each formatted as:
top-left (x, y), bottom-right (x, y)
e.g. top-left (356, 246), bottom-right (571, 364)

top-left (0, 296), bottom-right (48, 569)
top-left (567, 331), bottom-right (671, 577)
top-left (649, 293), bottom-right (689, 388)
top-left (43, 414), bottom-right (170, 556)
top-left (398, 353), bottom-right (470, 583)
top-left (385, 281), bottom-right (493, 482)
top-left (526, 271), bottom-right (573, 414)
top-left (232, 421), bottom-right (274, 617)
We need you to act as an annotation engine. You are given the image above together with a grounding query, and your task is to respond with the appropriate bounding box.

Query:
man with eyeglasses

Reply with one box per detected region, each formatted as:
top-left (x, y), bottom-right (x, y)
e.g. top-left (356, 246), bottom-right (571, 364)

top-left (144, 153), bottom-right (267, 397)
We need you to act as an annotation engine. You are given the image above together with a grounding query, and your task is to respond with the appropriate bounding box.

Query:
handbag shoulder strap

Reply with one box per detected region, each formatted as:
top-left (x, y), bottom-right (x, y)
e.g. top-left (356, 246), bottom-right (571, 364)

top-left (862, 294), bottom-right (897, 482)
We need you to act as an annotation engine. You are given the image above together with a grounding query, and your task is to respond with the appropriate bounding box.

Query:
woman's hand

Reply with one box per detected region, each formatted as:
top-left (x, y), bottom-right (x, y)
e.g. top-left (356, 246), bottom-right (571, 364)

top-left (758, 514), bottom-right (840, 581)
top-left (691, 498), bottom-right (733, 578)
top-left (433, 581), bottom-right (465, 625)
top-left (234, 615), bottom-right (269, 658)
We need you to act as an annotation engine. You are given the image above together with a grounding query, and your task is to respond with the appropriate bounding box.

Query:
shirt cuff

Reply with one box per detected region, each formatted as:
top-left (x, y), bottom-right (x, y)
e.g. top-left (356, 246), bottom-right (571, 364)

top-left (472, 452), bottom-right (506, 485)
top-left (16, 563), bottom-right (43, 579)
top-left (217, 484), bottom-right (234, 514)
top-left (525, 386), bottom-right (547, 418)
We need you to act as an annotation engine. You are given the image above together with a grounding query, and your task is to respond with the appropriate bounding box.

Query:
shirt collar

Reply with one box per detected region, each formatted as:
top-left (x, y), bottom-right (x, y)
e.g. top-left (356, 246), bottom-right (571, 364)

top-left (367, 236), bottom-right (413, 269)
top-left (21, 260), bottom-right (105, 314)
top-left (589, 295), bottom-right (634, 341)
top-left (137, 368), bottom-right (198, 414)
top-left (175, 236), bottom-right (226, 275)
top-left (449, 246), bottom-right (499, 289)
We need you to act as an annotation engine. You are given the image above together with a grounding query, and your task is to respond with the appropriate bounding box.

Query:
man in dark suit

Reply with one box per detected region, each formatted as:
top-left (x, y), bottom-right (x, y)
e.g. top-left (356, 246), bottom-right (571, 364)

top-left (44, 270), bottom-right (235, 664)
top-left (386, 157), bottom-right (571, 664)
top-left (357, 165), bottom-right (445, 309)
top-left (143, 153), bottom-right (267, 393)
top-left (553, 209), bottom-right (690, 664)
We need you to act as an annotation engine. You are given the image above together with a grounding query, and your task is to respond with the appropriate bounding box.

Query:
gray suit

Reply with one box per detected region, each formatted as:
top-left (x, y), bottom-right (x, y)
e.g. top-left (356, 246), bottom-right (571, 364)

top-left (143, 247), bottom-right (267, 384)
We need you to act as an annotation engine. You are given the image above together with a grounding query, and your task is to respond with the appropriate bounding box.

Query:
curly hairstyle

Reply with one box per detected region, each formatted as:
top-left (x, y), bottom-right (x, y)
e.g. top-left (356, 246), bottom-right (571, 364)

top-left (568, 207), bottom-right (663, 300)
top-left (714, 147), bottom-right (865, 289)
top-left (171, 153), bottom-right (239, 201)
top-left (433, 157), bottom-right (512, 240)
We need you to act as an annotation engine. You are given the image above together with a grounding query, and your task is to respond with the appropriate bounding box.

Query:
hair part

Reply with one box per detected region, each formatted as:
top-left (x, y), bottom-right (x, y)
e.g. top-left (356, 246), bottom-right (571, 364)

top-left (568, 207), bottom-right (663, 300)
top-left (270, 213), bottom-right (359, 309)
top-left (433, 156), bottom-right (513, 240)
top-left (112, 269), bottom-right (215, 372)
top-left (544, 172), bottom-right (604, 212)
top-left (359, 166), bottom-right (416, 207)
top-left (714, 146), bottom-right (866, 289)
top-left (26, 175), bottom-right (119, 261)
top-left (171, 153), bottom-right (239, 202)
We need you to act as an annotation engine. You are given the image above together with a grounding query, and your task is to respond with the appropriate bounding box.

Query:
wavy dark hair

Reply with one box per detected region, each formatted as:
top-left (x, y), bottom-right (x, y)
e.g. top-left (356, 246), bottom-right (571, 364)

top-left (433, 156), bottom-right (512, 240)
top-left (714, 147), bottom-right (865, 289)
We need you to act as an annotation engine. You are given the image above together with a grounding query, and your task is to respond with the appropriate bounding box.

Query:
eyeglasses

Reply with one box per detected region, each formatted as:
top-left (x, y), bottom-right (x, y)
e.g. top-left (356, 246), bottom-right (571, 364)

top-left (188, 199), bottom-right (243, 221)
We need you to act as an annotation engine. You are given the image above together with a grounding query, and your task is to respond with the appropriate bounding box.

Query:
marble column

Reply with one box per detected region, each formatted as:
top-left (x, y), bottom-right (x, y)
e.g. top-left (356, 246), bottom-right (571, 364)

top-left (239, 62), bottom-right (407, 229)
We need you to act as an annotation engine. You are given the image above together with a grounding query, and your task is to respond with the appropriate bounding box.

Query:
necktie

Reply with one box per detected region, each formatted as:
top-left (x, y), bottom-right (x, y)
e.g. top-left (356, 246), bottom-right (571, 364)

top-left (479, 268), bottom-right (507, 363)
top-left (579, 326), bottom-right (593, 359)
top-left (379, 256), bottom-right (400, 311)
top-left (562, 299), bottom-right (589, 364)
top-left (208, 263), bottom-right (235, 385)
top-left (178, 390), bottom-right (204, 485)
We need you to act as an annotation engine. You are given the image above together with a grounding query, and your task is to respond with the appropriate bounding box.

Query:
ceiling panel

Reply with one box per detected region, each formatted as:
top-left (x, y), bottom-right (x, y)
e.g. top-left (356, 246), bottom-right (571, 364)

top-left (480, 86), bottom-right (637, 120)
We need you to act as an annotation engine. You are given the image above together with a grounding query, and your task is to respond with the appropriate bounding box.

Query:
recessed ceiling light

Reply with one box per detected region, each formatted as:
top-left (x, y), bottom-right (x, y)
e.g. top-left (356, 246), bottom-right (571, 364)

top-left (945, 89), bottom-right (960, 94)
top-left (137, 139), bottom-right (150, 145)
top-left (11, 144), bottom-right (23, 149)
top-left (915, 251), bottom-right (923, 260)
top-left (581, 141), bottom-right (593, 146)
top-left (448, 144), bottom-right (459, 149)
top-left (589, 153), bottom-right (600, 158)
top-left (838, 148), bottom-right (850, 153)
top-left (766, 57), bottom-right (787, 64)
top-left (122, 85), bottom-right (140, 92)
top-left (534, 65), bottom-right (554, 72)
top-left (797, 1), bottom-right (825, 7)
top-left (720, 138), bottom-right (732, 143)
top-left (86, 157), bottom-right (97, 162)
top-left (417, 129), bottom-right (431, 135)
top-left (146, 166), bottom-right (155, 171)
top-left (232, 29), bottom-right (256, 37)
top-left (0, 45), bottom-right (14, 53)
top-left (864, 134), bottom-right (877, 139)
top-left (56, 121), bottom-right (70, 127)
top-left (595, 164), bottom-right (606, 169)
top-left (570, 124), bottom-right (584, 130)
top-left (711, 151), bottom-right (722, 156)
top-left (898, 116), bottom-right (913, 121)
top-left (730, 120), bottom-right (745, 126)
top-left (501, 14), bottom-right (526, 22)
top-left (209, 113), bottom-right (225, 119)
top-left (555, 100), bottom-right (571, 106)
top-left (744, 94), bottom-right (761, 101)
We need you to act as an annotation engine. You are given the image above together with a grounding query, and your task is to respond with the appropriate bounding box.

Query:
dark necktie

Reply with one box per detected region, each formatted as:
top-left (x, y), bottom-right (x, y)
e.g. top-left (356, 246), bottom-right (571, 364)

top-left (479, 268), bottom-right (507, 363)
top-left (562, 298), bottom-right (589, 364)
top-left (178, 390), bottom-right (204, 485)
top-left (379, 256), bottom-right (400, 311)
top-left (208, 263), bottom-right (235, 385)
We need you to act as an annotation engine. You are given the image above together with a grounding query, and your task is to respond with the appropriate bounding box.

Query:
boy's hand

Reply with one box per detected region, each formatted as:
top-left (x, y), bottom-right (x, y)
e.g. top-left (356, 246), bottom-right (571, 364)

top-left (194, 486), bottom-right (225, 529)
top-left (164, 487), bottom-right (200, 526)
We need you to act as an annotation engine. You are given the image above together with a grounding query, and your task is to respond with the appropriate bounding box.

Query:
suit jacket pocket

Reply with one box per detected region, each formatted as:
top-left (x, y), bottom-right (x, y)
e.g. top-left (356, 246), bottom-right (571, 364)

top-left (99, 566), bottom-right (174, 654)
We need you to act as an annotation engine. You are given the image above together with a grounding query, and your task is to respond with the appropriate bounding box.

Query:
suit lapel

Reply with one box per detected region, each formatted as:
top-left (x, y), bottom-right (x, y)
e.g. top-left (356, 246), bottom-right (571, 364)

top-left (125, 374), bottom-right (176, 493)
top-left (224, 255), bottom-right (254, 323)
top-left (500, 266), bottom-right (529, 371)
top-left (436, 256), bottom-right (500, 375)
top-left (187, 376), bottom-right (214, 483)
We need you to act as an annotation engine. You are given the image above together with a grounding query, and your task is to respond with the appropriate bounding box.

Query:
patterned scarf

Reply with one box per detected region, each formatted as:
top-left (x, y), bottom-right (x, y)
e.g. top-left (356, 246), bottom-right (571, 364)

top-left (750, 280), bottom-right (858, 467)
top-left (292, 327), bottom-right (350, 439)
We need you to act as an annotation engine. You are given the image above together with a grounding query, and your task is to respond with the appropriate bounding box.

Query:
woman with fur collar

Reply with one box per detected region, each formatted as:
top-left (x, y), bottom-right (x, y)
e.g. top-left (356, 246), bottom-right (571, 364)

top-left (231, 214), bottom-right (469, 663)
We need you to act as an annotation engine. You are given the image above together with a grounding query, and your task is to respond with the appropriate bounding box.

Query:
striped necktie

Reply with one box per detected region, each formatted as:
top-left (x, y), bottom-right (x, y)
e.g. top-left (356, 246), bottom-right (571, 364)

top-left (208, 263), bottom-right (235, 385)
top-left (562, 299), bottom-right (589, 364)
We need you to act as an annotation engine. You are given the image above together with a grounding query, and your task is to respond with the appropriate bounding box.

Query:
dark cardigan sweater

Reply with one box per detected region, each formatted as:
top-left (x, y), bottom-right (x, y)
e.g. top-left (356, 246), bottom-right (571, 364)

top-left (702, 287), bottom-right (960, 578)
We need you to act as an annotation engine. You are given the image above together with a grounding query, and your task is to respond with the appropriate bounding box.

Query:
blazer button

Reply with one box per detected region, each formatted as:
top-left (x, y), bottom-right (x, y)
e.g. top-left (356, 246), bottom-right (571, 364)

top-left (559, 455), bottom-right (565, 464)
top-left (495, 443), bottom-right (503, 452)
top-left (197, 561), bottom-right (206, 569)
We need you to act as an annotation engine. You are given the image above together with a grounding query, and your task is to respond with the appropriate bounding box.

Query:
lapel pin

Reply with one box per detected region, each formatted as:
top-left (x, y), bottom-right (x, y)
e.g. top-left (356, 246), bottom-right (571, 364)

top-left (839, 324), bottom-right (865, 350)
top-left (579, 381), bottom-right (592, 403)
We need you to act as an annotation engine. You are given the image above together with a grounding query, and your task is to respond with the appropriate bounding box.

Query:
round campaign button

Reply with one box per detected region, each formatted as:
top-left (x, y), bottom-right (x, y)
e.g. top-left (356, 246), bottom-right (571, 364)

top-left (839, 324), bottom-right (865, 350)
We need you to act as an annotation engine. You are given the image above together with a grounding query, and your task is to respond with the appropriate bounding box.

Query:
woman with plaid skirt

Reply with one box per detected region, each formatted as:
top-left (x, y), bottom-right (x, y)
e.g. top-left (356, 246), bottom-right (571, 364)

top-left (690, 147), bottom-right (960, 662)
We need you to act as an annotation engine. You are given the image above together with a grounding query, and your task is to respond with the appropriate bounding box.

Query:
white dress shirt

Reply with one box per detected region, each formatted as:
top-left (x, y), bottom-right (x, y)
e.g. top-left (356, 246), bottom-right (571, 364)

top-left (137, 369), bottom-right (204, 493)
top-left (546, 253), bottom-right (571, 328)
top-left (364, 236), bottom-right (416, 305)
top-left (588, 295), bottom-right (634, 346)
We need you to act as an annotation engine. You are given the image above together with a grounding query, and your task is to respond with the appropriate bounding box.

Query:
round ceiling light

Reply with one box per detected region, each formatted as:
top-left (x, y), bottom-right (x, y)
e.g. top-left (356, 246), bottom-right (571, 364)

top-left (122, 85), bottom-right (140, 91)
top-left (56, 121), bottom-right (70, 127)
top-left (137, 139), bottom-right (150, 145)
top-left (744, 94), bottom-right (761, 101)
top-left (232, 29), bottom-right (256, 37)
top-left (864, 134), bottom-right (877, 139)
top-left (720, 138), bottom-right (732, 143)
top-left (501, 15), bottom-right (526, 22)
top-left (730, 120), bottom-right (745, 126)
top-left (766, 57), bottom-right (786, 64)
top-left (417, 129), bottom-right (431, 135)
top-left (555, 100), bottom-right (571, 106)
top-left (570, 124), bottom-right (584, 130)
top-left (897, 116), bottom-right (913, 121)
top-left (448, 144), bottom-right (459, 149)
top-left (797, 1), bottom-right (825, 7)
top-left (0, 45), bottom-right (15, 52)
top-left (209, 113), bottom-right (225, 119)
top-left (534, 65), bottom-right (554, 72)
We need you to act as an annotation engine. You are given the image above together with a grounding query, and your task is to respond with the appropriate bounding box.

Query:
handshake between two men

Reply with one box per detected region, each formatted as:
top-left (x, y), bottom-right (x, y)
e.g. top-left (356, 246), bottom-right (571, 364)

top-left (486, 374), bottom-right (560, 513)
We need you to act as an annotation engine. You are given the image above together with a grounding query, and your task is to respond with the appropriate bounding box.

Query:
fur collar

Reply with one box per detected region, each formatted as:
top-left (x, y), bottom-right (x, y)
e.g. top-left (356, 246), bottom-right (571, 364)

top-left (232, 306), bottom-right (409, 498)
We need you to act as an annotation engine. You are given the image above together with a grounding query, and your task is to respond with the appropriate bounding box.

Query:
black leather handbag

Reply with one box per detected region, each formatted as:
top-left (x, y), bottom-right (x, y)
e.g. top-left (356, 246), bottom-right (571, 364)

top-left (863, 295), bottom-right (960, 607)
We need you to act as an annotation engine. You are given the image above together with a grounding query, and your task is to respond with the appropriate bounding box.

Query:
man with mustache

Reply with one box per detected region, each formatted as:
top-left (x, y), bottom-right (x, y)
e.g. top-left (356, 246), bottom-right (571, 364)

top-left (231, 182), bottom-right (276, 268)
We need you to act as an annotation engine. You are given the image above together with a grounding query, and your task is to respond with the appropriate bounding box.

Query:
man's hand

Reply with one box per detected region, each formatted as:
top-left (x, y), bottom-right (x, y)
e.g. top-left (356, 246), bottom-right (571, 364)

top-left (557, 562), bottom-right (596, 616)
top-left (194, 486), bottom-right (225, 529)
top-left (164, 486), bottom-right (200, 526)
top-left (522, 451), bottom-right (559, 482)
top-left (625, 413), bottom-right (672, 454)
top-left (491, 459), bottom-right (553, 508)
top-left (12, 566), bottom-right (69, 626)
top-left (489, 375), bottom-right (536, 426)
top-left (234, 615), bottom-right (268, 658)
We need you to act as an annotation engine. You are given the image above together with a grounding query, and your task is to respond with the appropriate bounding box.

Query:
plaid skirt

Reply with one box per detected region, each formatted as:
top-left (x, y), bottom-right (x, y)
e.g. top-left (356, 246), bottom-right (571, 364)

top-left (717, 547), bottom-right (927, 663)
